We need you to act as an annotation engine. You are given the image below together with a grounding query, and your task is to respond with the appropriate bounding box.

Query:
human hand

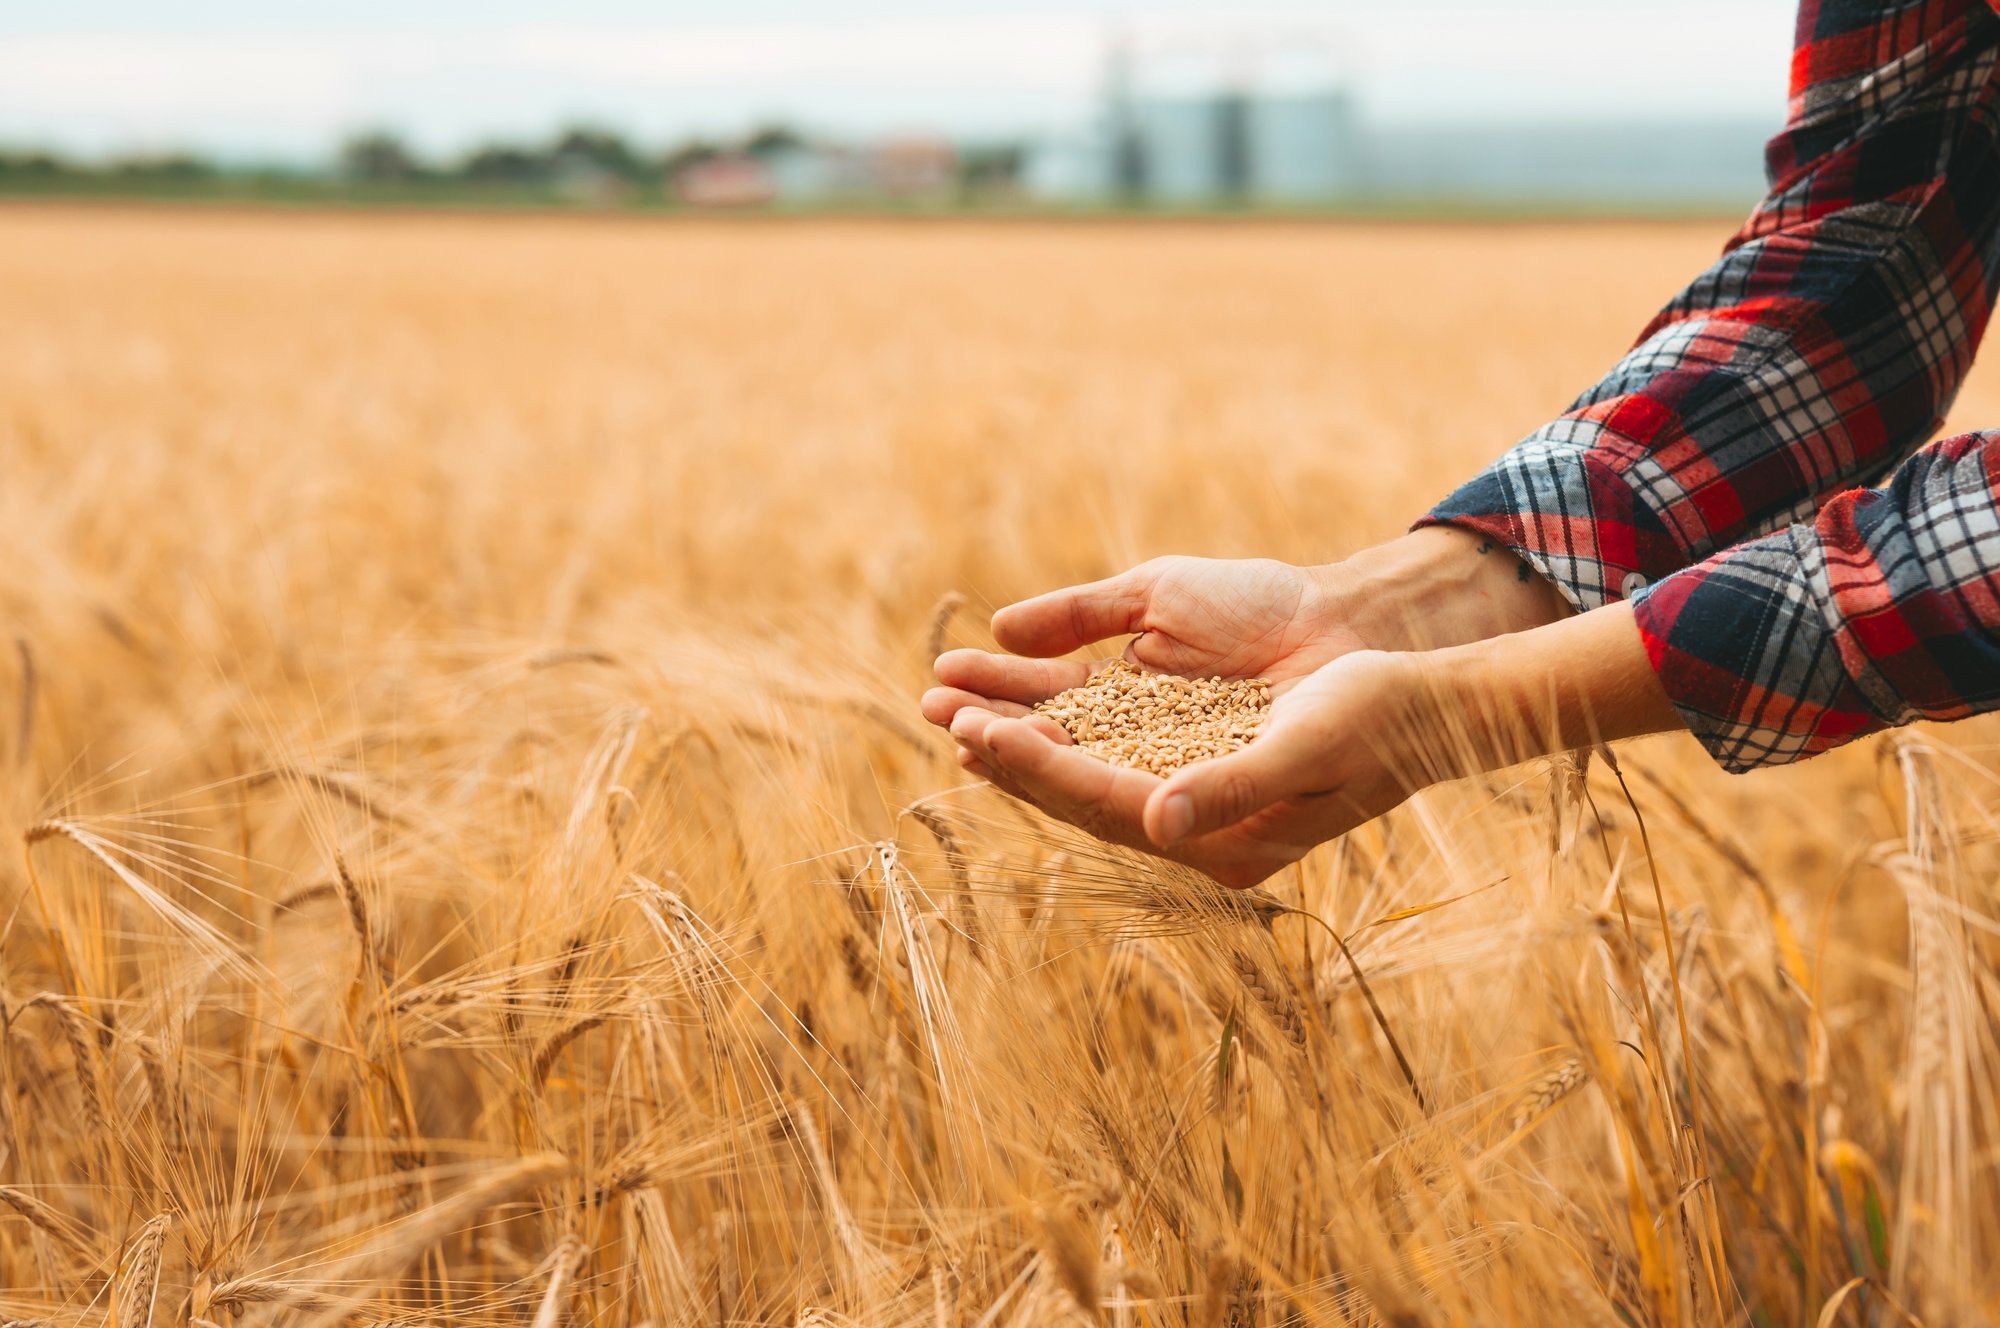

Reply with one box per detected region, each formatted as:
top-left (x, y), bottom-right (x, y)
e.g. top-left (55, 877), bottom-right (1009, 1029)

top-left (944, 602), bottom-right (1677, 890)
top-left (946, 649), bottom-right (1424, 888)
top-left (922, 556), bottom-right (1356, 739)
top-left (920, 527), bottom-right (1566, 739)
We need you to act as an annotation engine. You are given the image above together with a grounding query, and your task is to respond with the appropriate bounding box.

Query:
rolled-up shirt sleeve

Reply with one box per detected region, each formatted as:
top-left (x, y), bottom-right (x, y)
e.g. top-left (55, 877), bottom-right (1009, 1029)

top-left (1631, 430), bottom-right (2000, 770)
top-left (1417, 1), bottom-right (2000, 613)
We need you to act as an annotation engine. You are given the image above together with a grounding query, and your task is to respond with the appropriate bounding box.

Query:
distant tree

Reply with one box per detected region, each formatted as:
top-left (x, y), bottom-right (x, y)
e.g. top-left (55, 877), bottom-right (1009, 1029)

top-left (661, 138), bottom-right (722, 179)
top-left (743, 124), bottom-right (807, 159)
top-left (958, 143), bottom-right (1024, 196)
top-left (458, 144), bottom-right (550, 185)
top-left (0, 150), bottom-right (67, 179)
top-left (110, 154), bottom-right (215, 182)
top-left (340, 130), bottom-right (422, 183)
top-left (549, 125), bottom-right (647, 181)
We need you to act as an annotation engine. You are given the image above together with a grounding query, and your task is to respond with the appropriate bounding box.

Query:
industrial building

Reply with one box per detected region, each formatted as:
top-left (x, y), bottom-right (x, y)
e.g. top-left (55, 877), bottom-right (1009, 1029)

top-left (1027, 36), bottom-right (1360, 206)
top-left (1026, 32), bottom-right (1768, 210)
top-left (1027, 95), bottom-right (1363, 206)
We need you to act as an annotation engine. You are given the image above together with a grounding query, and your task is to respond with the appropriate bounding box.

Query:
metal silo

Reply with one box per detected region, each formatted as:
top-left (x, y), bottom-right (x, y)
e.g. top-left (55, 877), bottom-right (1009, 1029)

top-left (1248, 90), bottom-right (1358, 203)
top-left (1133, 96), bottom-right (1224, 205)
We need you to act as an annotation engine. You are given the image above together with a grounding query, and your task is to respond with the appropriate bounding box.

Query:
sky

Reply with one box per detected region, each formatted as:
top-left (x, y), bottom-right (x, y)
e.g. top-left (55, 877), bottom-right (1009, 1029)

top-left (0, 1), bottom-right (1801, 163)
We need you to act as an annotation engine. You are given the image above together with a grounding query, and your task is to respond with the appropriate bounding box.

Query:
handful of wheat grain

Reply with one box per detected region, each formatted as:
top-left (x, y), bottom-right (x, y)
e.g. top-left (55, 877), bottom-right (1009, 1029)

top-left (1033, 659), bottom-right (1271, 777)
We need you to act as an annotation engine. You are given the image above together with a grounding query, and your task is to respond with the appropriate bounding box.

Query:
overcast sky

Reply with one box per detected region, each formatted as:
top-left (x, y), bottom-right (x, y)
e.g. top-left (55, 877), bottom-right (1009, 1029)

top-left (0, 1), bottom-right (1800, 162)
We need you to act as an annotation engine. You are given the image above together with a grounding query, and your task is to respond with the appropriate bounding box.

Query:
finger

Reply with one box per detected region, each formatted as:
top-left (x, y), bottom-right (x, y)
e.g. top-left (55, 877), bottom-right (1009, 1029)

top-left (991, 566), bottom-right (1155, 657)
top-left (1167, 834), bottom-right (1296, 891)
top-left (982, 717), bottom-right (1161, 844)
top-left (977, 720), bottom-right (1312, 887)
top-left (956, 746), bottom-right (1035, 802)
top-left (953, 721), bottom-right (1065, 814)
top-left (949, 705), bottom-right (1003, 750)
top-left (920, 686), bottom-right (1038, 729)
top-left (953, 704), bottom-right (1072, 751)
top-left (1025, 711), bottom-right (1074, 744)
top-left (1143, 731), bottom-right (1318, 846)
top-left (934, 650), bottom-right (1093, 705)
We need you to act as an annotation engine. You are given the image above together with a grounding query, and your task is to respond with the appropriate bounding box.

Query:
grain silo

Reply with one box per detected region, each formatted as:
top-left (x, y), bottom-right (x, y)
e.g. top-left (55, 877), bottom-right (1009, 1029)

top-left (1133, 97), bottom-right (1225, 204)
top-left (1248, 90), bottom-right (1358, 202)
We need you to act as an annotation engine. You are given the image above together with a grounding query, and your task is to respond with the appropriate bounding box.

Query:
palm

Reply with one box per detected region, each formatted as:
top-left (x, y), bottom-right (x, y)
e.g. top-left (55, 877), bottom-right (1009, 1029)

top-left (1118, 558), bottom-right (1352, 685)
top-left (934, 651), bottom-right (1420, 891)
top-left (923, 557), bottom-right (1363, 731)
top-left (1161, 657), bottom-right (1411, 884)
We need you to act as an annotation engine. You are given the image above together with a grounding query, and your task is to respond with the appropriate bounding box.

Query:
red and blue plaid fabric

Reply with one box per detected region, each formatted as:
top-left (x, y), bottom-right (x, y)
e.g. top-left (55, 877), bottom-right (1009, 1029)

top-left (1419, 0), bottom-right (2000, 771)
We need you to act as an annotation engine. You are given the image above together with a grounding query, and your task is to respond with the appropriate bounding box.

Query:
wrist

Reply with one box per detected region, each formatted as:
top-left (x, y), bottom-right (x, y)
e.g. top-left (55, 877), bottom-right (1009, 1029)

top-left (1410, 632), bottom-right (1534, 776)
top-left (1414, 602), bottom-right (1681, 774)
top-left (1309, 526), bottom-right (1569, 653)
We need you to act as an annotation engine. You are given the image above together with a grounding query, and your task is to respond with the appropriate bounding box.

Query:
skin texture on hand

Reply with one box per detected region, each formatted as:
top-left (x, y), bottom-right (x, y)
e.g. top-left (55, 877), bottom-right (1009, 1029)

top-left (945, 650), bottom-right (1422, 888)
top-left (920, 527), bottom-right (1566, 739)
top-left (926, 538), bottom-right (1676, 889)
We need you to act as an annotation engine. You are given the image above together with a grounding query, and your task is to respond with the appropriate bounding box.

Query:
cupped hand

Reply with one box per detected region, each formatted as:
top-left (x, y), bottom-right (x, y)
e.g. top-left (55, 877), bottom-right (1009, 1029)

top-left (939, 601), bottom-right (1675, 890)
top-left (919, 529), bottom-right (1566, 741)
top-left (945, 650), bottom-right (1433, 890)
top-left (921, 555), bottom-right (1359, 736)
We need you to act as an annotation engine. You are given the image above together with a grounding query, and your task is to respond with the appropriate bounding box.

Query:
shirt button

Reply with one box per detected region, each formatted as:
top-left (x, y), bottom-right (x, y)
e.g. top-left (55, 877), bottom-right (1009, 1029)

top-left (1620, 572), bottom-right (1649, 598)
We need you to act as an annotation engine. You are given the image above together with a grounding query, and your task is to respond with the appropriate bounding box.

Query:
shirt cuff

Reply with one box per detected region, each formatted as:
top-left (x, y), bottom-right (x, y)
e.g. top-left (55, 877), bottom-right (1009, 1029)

top-left (1628, 527), bottom-right (1887, 772)
top-left (1413, 423), bottom-right (1687, 614)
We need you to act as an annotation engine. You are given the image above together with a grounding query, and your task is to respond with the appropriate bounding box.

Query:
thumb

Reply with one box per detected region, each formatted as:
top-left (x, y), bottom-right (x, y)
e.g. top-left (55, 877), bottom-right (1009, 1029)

top-left (991, 565), bottom-right (1155, 658)
top-left (1142, 727), bottom-right (1314, 846)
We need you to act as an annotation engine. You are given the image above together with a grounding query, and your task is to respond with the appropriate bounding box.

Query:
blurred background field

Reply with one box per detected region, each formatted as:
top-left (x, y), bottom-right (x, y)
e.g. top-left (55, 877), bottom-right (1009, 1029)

top-left (0, 205), bottom-right (1997, 1323)
top-left (0, 5), bottom-right (1788, 217)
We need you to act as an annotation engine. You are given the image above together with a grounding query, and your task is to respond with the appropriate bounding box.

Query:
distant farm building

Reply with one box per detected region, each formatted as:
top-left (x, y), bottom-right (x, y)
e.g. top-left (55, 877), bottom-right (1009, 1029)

top-left (761, 144), bottom-right (862, 202)
top-left (1027, 34), bottom-right (1359, 206)
top-left (674, 154), bottom-right (775, 208)
top-left (1026, 28), bottom-right (1769, 209)
top-left (1031, 91), bottom-right (1359, 206)
top-left (719, 137), bottom-right (958, 207)
top-left (870, 136), bottom-right (957, 198)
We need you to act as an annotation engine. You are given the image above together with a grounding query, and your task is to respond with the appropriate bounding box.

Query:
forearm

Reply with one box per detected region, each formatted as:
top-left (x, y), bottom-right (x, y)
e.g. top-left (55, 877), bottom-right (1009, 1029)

top-left (1410, 601), bottom-right (1680, 778)
top-left (1422, 6), bottom-right (2000, 612)
top-left (1632, 429), bottom-right (2000, 772)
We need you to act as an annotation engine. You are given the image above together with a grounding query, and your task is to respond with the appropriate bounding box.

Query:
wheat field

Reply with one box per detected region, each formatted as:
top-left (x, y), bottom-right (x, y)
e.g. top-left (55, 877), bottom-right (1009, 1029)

top-left (0, 205), bottom-right (1996, 1325)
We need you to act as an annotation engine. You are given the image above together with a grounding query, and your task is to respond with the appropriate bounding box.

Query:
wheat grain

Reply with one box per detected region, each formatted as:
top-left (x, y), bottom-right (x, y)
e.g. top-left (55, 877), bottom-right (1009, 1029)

top-left (133, 1037), bottom-right (185, 1156)
top-left (924, 590), bottom-right (966, 660)
top-left (532, 1013), bottom-right (612, 1086)
top-left (0, 1186), bottom-right (93, 1253)
top-left (111, 1214), bottom-right (171, 1328)
top-left (207, 1279), bottom-right (348, 1313)
top-left (1196, 1251), bottom-right (1237, 1328)
top-left (529, 1235), bottom-right (587, 1328)
top-left (21, 995), bottom-right (107, 1143)
top-left (1507, 1058), bottom-right (1589, 1136)
top-left (1038, 1201), bottom-right (1101, 1315)
top-left (1035, 660), bottom-right (1271, 776)
top-left (333, 851), bottom-right (383, 977)
top-left (1231, 950), bottom-right (1307, 1050)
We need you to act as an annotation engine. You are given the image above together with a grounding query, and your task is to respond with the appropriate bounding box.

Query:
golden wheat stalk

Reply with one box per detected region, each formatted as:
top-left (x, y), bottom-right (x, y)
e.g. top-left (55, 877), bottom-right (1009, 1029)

top-left (227, 1154), bottom-right (569, 1328)
top-left (1506, 1057), bottom-right (1589, 1137)
top-left (528, 1235), bottom-right (588, 1328)
top-left (109, 1215), bottom-right (171, 1328)
top-left (0, 1186), bottom-right (95, 1255)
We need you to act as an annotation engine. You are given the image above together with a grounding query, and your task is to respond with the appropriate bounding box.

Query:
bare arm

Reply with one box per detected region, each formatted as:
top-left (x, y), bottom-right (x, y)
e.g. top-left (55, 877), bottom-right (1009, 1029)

top-left (950, 601), bottom-right (1676, 889)
top-left (923, 526), bottom-right (1566, 737)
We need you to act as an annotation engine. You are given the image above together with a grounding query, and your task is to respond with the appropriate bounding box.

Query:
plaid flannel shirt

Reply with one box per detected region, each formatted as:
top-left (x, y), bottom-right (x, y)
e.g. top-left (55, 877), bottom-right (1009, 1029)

top-left (1420, 0), bottom-right (2000, 771)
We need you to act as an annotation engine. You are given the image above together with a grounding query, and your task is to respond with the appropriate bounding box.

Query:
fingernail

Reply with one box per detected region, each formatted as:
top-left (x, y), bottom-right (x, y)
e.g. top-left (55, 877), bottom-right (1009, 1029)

top-left (1158, 792), bottom-right (1195, 844)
